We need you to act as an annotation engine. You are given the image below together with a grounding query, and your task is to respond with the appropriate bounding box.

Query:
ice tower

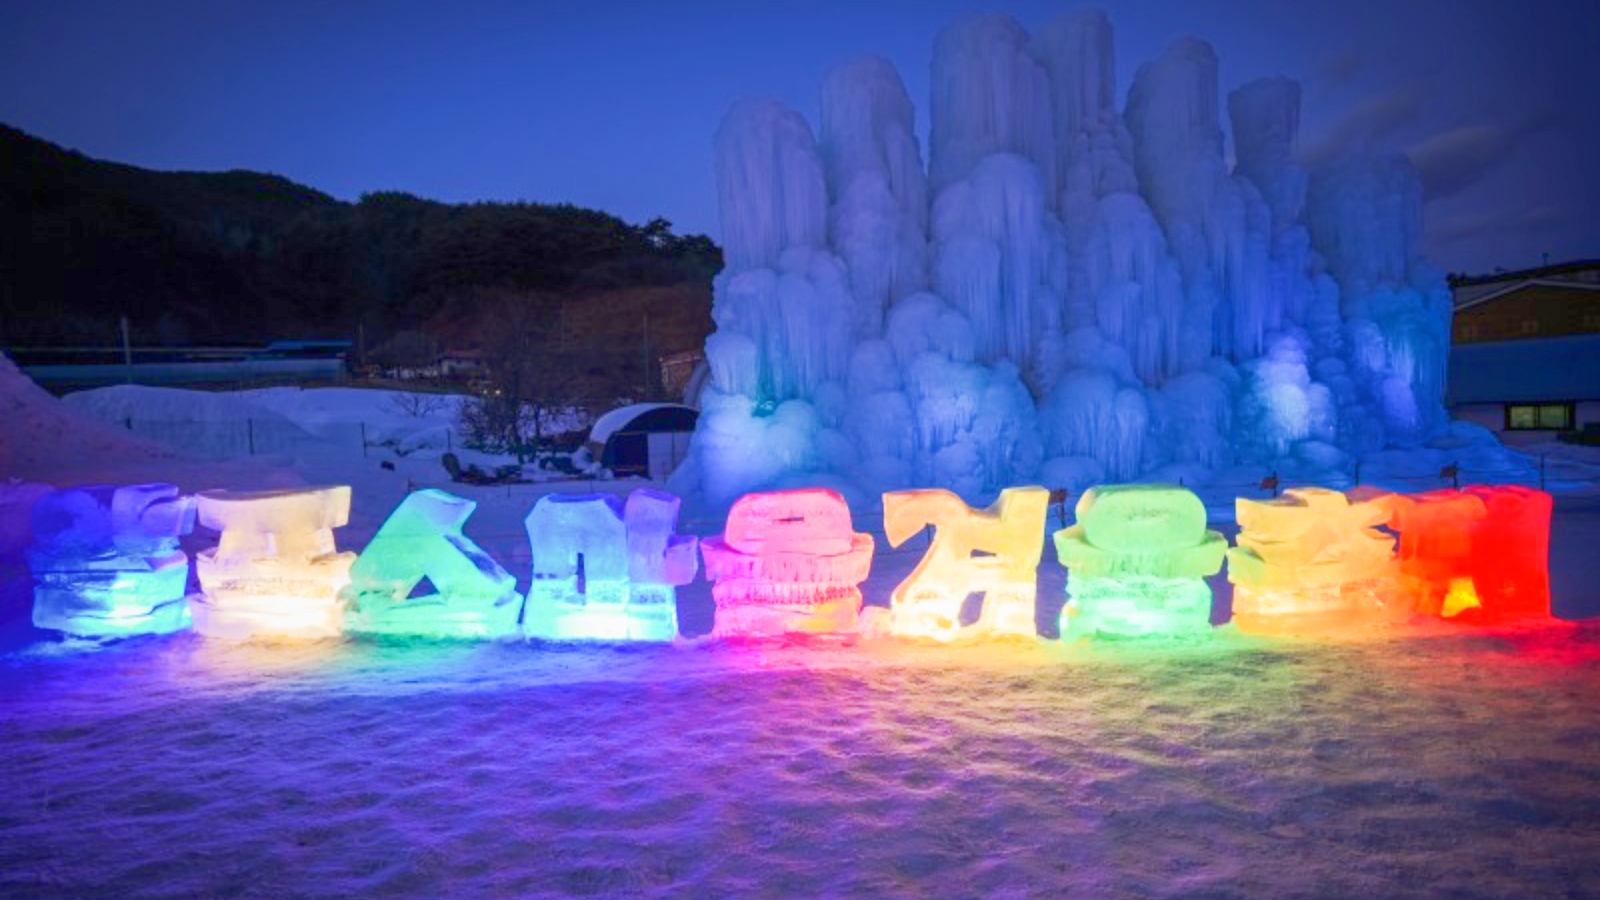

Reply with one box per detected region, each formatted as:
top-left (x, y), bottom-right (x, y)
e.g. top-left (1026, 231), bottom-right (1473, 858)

top-left (675, 9), bottom-right (1453, 506)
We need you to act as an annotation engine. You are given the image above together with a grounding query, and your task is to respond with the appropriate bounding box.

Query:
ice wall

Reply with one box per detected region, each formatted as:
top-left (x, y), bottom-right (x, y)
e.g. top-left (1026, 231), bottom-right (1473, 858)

top-left (820, 56), bottom-right (929, 335)
top-left (678, 8), bottom-right (1452, 508)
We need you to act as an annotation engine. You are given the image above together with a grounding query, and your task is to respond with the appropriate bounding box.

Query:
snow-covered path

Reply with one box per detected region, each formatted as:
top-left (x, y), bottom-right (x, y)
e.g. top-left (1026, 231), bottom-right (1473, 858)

top-left (2, 624), bottom-right (1598, 899)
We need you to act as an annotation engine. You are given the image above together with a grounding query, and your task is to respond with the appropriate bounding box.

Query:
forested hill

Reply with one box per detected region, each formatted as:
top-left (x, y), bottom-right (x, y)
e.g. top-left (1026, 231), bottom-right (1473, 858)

top-left (0, 123), bottom-right (720, 362)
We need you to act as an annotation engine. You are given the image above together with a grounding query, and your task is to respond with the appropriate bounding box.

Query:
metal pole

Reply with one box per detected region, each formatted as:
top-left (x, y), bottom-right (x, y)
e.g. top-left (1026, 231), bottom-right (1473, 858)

top-left (360, 422), bottom-right (367, 457)
top-left (120, 315), bottom-right (132, 384)
top-left (642, 311), bottom-right (651, 399)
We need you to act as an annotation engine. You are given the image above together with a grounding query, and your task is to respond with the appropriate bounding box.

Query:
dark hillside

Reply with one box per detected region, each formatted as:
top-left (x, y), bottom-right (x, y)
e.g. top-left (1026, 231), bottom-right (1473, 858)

top-left (0, 124), bottom-right (719, 385)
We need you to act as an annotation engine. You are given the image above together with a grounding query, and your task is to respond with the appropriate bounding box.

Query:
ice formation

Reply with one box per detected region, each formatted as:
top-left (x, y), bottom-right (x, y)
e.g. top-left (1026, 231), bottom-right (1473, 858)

top-left (674, 9), bottom-right (1453, 506)
top-left (1226, 487), bottom-right (1404, 635)
top-left (1054, 484), bottom-right (1225, 637)
top-left (1382, 486), bottom-right (1552, 622)
top-left (341, 490), bottom-right (523, 638)
top-left (191, 486), bottom-right (355, 640)
top-left (27, 483), bottom-right (195, 637)
top-left (701, 488), bottom-right (874, 638)
top-left (882, 486), bottom-right (1048, 640)
top-left (522, 489), bottom-right (697, 641)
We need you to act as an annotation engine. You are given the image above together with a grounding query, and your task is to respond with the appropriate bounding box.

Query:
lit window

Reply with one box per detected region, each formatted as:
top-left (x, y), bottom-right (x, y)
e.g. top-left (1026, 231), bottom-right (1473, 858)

top-left (1538, 404), bottom-right (1571, 429)
top-left (1507, 403), bottom-right (1572, 430)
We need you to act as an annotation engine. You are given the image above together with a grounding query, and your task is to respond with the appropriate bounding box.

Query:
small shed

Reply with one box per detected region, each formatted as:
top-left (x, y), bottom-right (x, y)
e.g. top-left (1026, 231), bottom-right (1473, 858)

top-left (587, 403), bottom-right (699, 480)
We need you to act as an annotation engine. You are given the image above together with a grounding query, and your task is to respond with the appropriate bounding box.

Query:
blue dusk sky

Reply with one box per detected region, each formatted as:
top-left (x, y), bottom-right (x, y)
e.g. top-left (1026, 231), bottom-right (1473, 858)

top-left (1, 0), bottom-right (1594, 275)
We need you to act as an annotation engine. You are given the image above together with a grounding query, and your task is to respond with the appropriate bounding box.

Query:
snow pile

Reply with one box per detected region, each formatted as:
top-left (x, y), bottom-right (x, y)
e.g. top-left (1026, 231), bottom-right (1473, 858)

top-left (676, 9), bottom-right (1458, 508)
top-left (62, 384), bottom-right (319, 457)
top-left (0, 354), bottom-right (189, 486)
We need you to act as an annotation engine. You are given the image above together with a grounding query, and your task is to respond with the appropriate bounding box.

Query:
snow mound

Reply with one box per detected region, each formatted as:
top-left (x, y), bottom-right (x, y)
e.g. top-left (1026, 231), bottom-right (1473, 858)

top-left (0, 358), bottom-right (292, 492)
top-left (0, 354), bottom-right (183, 484)
top-left (63, 384), bottom-right (319, 457)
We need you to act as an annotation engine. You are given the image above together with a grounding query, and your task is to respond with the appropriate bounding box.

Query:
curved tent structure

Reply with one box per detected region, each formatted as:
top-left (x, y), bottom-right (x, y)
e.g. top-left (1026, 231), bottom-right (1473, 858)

top-left (587, 403), bottom-right (699, 479)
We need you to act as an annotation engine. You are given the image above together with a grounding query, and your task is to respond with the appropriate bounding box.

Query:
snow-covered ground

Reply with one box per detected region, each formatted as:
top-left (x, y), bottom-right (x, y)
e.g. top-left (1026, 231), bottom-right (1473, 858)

top-left (3, 373), bottom-right (1599, 898)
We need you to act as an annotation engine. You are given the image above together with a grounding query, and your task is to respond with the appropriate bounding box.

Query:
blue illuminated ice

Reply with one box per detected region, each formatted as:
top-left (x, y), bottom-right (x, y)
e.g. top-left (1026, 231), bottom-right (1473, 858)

top-left (342, 489), bottom-right (523, 638)
top-left (673, 8), bottom-right (1454, 506)
top-left (522, 489), bottom-right (696, 641)
top-left (27, 483), bottom-right (195, 637)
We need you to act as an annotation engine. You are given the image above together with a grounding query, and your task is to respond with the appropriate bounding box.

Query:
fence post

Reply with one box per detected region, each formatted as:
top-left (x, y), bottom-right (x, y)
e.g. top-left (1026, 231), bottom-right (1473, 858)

top-left (360, 422), bottom-right (367, 458)
top-left (247, 418), bottom-right (255, 455)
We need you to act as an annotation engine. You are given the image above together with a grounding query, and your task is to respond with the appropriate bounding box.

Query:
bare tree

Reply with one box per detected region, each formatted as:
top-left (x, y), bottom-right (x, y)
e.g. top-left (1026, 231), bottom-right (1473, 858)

top-left (457, 291), bottom-right (594, 462)
top-left (386, 391), bottom-right (450, 418)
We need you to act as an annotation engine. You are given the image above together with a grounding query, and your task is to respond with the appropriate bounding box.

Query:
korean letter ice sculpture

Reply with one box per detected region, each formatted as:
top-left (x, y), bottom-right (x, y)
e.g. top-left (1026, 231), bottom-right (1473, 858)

top-left (1226, 487), bottom-right (1405, 635)
top-left (1053, 484), bottom-right (1226, 637)
top-left (191, 486), bottom-right (355, 640)
top-left (1383, 486), bottom-right (1552, 621)
top-left (27, 483), bottom-right (195, 637)
top-left (702, 488), bottom-right (874, 638)
top-left (883, 486), bottom-right (1048, 640)
top-left (341, 489), bottom-right (522, 638)
top-left (522, 488), bottom-right (696, 641)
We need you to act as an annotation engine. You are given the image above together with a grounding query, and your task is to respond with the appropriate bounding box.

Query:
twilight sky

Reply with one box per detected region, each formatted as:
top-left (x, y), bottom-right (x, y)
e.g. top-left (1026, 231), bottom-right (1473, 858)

top-left (2, 0), bottom-right (1594, 275)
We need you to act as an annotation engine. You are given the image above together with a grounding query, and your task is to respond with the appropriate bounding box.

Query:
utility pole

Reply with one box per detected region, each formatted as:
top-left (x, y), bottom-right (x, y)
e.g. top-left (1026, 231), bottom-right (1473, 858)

top-left (120, 314), bottom-right (132, 384)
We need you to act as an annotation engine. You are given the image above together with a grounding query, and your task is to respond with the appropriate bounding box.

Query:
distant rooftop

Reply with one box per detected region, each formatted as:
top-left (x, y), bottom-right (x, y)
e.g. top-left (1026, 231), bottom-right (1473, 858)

top-left (1449, 259), bottom-right (1600, 288)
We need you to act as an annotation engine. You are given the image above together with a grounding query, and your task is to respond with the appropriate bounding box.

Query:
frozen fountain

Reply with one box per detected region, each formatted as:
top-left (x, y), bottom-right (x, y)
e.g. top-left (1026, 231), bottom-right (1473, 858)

top-left (673, 9), bottom-right (1454, 506)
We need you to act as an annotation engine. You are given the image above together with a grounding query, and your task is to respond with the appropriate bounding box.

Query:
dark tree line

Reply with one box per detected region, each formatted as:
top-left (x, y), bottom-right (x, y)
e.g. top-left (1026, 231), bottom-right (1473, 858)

top-left (0, 124), bottom-right (720, 353)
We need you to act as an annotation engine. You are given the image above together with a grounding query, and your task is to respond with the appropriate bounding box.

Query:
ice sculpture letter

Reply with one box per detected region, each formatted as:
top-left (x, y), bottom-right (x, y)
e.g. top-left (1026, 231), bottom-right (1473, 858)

top-left (702, 488), bottom-right (874, 637)
top-left (28, 483), bottom-right (195, 637)
top-left (341, 489), bottom-right (523, 638)
top-left (522, 488), bottom-right (696, 641)
top-left (1053, 484), bottom-right (1225, 637)
top-left (882, 486), bottom-right (1047, 639)
top-left (191, 486), bottom-right (355, 640)
top-left (1226, 487), bottom-right (1402, 635)
top-left (1383, 486), bottom-right (1552, 622)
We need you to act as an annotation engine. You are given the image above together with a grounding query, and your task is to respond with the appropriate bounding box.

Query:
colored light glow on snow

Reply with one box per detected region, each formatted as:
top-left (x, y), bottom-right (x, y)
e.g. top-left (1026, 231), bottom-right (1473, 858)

top-left (192, 486), bottom-right (355, 640)
top-left (1441, 577), bottom-right (1481, 618)
top-left (883, 486), bottom-right (1047, 640)
top-left (27, 483), bottom-right (195, 637)
top-left (342, 489), bottom-right (523, 639)
top-left (1226, 487), bottom-right (1404, 635)
top-left (702, 488), bottom-right (874, 638)
top-left (1382, 486), bottom-right (1552, 623)
top-left (522, 488), bottom-right (696, 641)
top-left (1054, 484), bottom-right (1225, 637)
